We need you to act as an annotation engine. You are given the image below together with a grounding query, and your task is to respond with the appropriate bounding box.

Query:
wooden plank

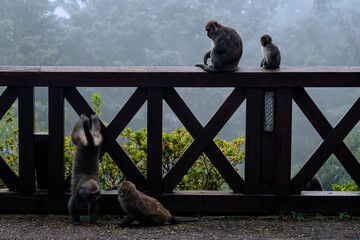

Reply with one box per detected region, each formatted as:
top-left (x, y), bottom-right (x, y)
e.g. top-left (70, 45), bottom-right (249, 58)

top-left (274, 88), bottom-right (292, 194)
top-left (64, 87), bottom-right (147, 190)
top-left (245, 89), bottom-right (263, 194)
top-left (100, 88), bottom-right (147, 157)
top-left (0, 87), bottom-right (18, 119)
top-left (293, 88), bottom-right (360, 188)
top-left (48, 87), bottom-right (64, 195)
top-left (147, 88), bottom-right (163, 193)
top-left (162, 88), bottom-right (246, 192)
top-left (0, 155), bottom-right (19, 191)
top-left (34, 133), bottom-right (49, 189)
top-left (292, 97), bottom-right (360, 193)
top-left (18, 87), bottom-right (35, 194)
top-left (0, 190), bottom-right (360, 215)
top-left (0, 66), bottom-right (359, 87)
top-left (106, 142), bottom-right (147, 191)
top-left (163, 87), bottom-right (244, 193)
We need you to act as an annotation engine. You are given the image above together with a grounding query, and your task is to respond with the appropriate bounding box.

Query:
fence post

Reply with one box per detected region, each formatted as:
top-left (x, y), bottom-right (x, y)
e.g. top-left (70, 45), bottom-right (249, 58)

top-left (147, 88), bottom-right (163, 194)
top-left (18, 87), bottom-right (35, 194)
top-left (48, 87), bottom-right (65, 195)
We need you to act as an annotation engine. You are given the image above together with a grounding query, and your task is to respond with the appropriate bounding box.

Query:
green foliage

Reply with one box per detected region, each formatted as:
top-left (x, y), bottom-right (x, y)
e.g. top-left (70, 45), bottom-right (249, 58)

top-left (315, 213), bottom-right (323, 220)
top-left (332, 182), bottom-right (359, 191)
top-left (291, 211), bottom-right (305, 221)
top-left (90, 94), bottom-right (103, 117)
top-left (0, 106), bottom-right (19, 171)
top-left (339, 212), bottom-right (350, 219)
top-left (62, 126), bottom-right (245, 190)
top-left (273, 210), bottom-right (287, 220)
top-left (62, 93), bottom-right (245, 190)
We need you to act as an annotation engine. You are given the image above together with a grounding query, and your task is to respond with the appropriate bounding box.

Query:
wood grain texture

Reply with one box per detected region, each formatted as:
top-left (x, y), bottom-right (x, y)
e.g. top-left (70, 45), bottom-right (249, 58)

top-left (18, 87), bottom-right (35, 194)
top-left (48, 87), bottom-right (64, 195)
top-left (163, 88), bottom-right (244, 193)
top-left (293, 88), bottom-right (360, 191)
top-left (147, 88), bottom-right (163, 193)
top-left (64, 87), bottom-right (147, 191)
top-left (0, 66), bottom-right (359, 87)
top-left (162, 88), bottom-right (246, 192)
top-left (292, 96), bottom-right (360, 193)
top-left (0, 190), bottom-right (360, 215)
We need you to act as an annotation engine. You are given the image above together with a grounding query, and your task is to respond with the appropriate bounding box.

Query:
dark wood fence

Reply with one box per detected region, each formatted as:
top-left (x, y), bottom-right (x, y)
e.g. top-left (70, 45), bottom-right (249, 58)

top-left (0, 66), bottom-right (359, 215)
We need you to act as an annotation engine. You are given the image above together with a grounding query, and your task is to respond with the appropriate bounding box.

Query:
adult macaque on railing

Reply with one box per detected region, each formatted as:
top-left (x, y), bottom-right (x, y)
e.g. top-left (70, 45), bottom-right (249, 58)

top-left (195, 20), bottom-right (243, 72)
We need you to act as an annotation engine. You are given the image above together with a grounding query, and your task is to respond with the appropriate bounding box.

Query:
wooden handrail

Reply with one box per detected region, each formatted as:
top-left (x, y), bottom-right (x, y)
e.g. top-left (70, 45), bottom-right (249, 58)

top-left (0, 66), bottom-right (359, 87)
top-left (0, 66), bottom-right (359, 214)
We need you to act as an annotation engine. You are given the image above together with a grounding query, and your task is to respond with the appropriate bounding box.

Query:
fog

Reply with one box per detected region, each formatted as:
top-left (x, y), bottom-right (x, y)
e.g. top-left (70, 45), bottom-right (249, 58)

top-left (0, 0), bottom-right (359, 189)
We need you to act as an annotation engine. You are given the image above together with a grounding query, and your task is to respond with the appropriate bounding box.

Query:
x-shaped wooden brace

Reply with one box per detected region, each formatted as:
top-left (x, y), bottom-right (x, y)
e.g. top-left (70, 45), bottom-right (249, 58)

top-left (291, 88), bottom-right (360, 193)
top-left (64, 87), bottom-right (147, 190)
top-left (162, 87), bottom-right (246, 193)
top-left (0, 87), bottom-right (19, 190)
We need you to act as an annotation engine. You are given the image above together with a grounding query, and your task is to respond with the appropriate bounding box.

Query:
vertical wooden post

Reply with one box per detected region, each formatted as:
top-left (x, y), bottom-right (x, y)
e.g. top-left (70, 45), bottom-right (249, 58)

top-left (18, 87), bottom-right (35, 194)
top-left (261, 88), bottom-right (292, 194)
top-left (34, 133), bottom-right (49, 189)
top-left (48, 87), bottom-right (64, 195)
top-left (147, 88), bottom-right (163, 193)
top-left (274, 88), bottom-right (292, 194)
top-left (245, 89), bottom-right (263, 194)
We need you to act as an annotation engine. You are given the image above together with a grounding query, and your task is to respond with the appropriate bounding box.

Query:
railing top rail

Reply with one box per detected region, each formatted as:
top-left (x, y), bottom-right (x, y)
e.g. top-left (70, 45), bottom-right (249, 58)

top-left (0, 66), bottom-right (359, 87)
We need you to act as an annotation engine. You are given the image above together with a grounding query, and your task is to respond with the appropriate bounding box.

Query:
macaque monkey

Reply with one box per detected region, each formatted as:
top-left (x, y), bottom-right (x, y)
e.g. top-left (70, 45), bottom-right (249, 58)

top-left (304, 175), bottom-right (324, 191)
top-left (68, 114), bottom-right (103, 224)
top-left (195, 20), bottom-right (243, 72)
top-left (118, 181), bottom-right (183, 227)
top-left (260, 34), bottom-right (281, 69)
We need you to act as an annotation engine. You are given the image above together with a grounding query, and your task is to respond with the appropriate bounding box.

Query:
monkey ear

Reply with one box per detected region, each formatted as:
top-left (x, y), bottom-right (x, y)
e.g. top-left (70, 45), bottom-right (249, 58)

top-left (213, 22), bottom-right (218, 31)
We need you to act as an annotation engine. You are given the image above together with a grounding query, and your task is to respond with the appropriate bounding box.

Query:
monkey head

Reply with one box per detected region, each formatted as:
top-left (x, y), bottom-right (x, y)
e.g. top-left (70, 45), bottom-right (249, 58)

top-left (261, 34), bottom-right (272, 47)
top-left (205, 20), bottom-right (222, 40)
top-left (118, 181), bottom-right (136, 198)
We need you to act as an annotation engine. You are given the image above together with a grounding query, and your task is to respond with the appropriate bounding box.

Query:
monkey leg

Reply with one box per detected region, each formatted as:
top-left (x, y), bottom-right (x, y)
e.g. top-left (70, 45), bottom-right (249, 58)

top-left (88, 201), bottom-right (99, 224)
top-left (68, 196), bottom-right (81, 224)
top-left (118, 214), bottom-right (138, 227)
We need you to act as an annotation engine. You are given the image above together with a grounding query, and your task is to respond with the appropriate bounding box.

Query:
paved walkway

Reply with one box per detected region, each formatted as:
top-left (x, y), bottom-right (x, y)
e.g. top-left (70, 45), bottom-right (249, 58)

top-left (0, 215), bottom-right (359, 239)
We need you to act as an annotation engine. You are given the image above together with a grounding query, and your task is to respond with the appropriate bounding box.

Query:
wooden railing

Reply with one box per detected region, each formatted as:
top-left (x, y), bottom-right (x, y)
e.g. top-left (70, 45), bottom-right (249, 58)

top-left (0, 66), bottom-right (359, 215)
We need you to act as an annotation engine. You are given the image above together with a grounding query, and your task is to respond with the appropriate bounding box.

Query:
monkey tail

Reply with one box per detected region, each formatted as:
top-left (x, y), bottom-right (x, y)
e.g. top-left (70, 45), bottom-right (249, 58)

top-left (83, 116), bottom-right (94, 146)
top-left (194, 64), bottom-right (237, 73)
top-left (168, 216), bottom-right (198, 225)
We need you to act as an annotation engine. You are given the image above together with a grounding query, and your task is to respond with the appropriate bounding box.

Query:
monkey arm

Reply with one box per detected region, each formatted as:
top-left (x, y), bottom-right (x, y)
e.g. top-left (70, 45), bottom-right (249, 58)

top-left (214, 36), bottom-right (228, 54)
top-left (203, 51), bottom-right (211, 65)
top-left (260, 58), bottom-right (265, 67)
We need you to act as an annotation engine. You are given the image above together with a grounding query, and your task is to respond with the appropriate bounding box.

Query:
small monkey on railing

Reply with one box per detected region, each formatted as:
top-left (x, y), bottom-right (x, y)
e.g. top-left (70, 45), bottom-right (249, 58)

top-left (260, 34), bottom-right (281, 69)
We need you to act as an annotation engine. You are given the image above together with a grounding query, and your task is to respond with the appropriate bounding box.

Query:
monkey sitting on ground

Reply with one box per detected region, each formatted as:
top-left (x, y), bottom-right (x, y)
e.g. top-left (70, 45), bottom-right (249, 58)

top-left (195, 20), bottom-right (243, 72)
top-left (117, 181), bottom-right (196, 227)
top-left (68, 114), bottom-right (103, 225)
top-left (260, 34), bottom-right (281, 69)
top-left (304, 175), bottom-right (324, 191)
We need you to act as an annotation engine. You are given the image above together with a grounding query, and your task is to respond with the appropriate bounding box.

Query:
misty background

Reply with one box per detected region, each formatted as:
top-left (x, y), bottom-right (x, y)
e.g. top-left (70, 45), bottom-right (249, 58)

top-left (0, 0), bottom-right (359, 189)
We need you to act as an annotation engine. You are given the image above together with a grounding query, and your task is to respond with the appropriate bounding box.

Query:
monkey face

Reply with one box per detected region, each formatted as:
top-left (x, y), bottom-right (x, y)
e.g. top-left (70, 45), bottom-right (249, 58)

top-left (261, 34), bottom-right (272, 46)
top-left (118, 181), bottom-right (136, 198)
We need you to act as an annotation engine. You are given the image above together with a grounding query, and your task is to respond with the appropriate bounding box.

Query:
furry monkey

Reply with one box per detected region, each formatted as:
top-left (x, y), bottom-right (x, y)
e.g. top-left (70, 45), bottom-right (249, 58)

top-left (195, 20), bottom-right (243, 72)
top-left (304, 175), bottom-right (324, 191)
top-left (260, 34), bottom-right (281, 69)
top-left (117, 181), bottom-right (196, 227)
top-left (68, 114), bottom-right (103, 224)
